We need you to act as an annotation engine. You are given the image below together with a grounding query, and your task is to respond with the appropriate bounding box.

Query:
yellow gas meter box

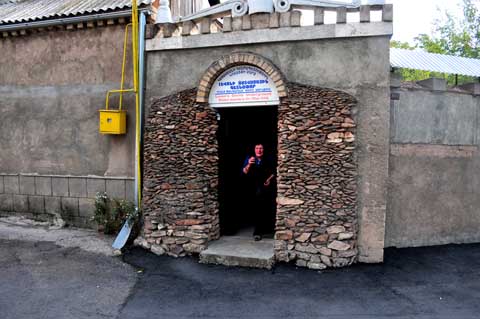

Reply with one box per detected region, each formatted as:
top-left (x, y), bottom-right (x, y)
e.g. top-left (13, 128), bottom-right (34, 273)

top-left (99, 110), bottom-right (127, 135)
top-left (99, 19), bottom-right (137, 135)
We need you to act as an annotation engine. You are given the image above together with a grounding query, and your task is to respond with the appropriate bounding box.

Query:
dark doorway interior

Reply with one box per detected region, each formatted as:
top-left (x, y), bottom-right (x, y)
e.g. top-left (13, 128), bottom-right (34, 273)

top-left (217, 106), bottom-right (278, 236)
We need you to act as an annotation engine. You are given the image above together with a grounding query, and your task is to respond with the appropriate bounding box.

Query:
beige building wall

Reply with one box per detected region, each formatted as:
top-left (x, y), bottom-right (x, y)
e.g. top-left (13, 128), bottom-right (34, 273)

top-left (0, 24), bottom-right (136, 227)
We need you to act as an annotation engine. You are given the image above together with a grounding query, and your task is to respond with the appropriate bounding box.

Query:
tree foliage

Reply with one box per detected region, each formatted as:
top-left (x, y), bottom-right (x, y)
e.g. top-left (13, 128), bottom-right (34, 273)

top-left (391, 0), bottom-right (480, 85)
top-left (416, 0), bottom-right (480, 58)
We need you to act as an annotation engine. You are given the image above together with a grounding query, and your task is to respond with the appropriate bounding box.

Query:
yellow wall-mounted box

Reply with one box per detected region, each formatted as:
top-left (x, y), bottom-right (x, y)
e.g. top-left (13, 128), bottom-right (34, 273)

top-left (99, 110), bottom-right (127, 134)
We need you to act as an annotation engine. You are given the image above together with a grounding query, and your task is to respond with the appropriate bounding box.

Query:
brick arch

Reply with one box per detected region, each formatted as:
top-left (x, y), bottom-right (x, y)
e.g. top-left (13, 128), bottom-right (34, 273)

top-left (196, 52), bottom-right (288, 103)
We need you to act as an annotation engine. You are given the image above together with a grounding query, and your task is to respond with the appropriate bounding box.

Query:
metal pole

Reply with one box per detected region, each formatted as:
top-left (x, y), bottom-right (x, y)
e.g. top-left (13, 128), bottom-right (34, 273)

top-left (132, 0), bottom-right (142, 211)
top-left (139, 12), bottom-right (147, 194)
top-left (111, 3), bottom-right (146, 250)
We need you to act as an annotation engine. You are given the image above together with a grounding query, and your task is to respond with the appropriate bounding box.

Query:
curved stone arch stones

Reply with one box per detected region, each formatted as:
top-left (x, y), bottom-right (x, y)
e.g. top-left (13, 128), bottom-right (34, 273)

top-left (196, 52), bottom-right (288, 104)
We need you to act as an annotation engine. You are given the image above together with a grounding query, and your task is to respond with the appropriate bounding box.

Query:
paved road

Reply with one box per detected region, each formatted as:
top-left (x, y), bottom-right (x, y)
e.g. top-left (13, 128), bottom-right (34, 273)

top-left (2, 232), bottom-right (480, 319)
top-left (119, 244), bottom-right (480, 319)
top-left (0, 239), bottom-right (136, 319)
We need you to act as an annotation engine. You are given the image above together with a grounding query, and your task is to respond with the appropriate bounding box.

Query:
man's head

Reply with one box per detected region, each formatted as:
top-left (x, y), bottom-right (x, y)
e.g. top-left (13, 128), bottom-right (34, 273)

top-left (254, 144), bottom-right (264, 158)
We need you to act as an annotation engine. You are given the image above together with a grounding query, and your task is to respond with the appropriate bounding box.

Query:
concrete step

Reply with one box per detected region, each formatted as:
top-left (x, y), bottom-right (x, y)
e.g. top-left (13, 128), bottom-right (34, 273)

top-left (199, 236), bottom-right (275, 269)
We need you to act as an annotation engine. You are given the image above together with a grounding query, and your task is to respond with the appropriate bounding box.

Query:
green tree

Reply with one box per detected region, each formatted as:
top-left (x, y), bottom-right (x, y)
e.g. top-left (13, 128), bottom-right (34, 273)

top-left (390, 40), bottom-right (415, 50)
top-left (391, 0), bottom-right (480, 84)
top-left (416, 0), bottom-right (479, 58)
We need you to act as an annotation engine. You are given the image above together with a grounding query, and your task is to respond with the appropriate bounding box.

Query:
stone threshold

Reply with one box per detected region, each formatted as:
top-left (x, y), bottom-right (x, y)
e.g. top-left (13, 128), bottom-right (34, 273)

top-left (199, 235), bottom-right (275, 270)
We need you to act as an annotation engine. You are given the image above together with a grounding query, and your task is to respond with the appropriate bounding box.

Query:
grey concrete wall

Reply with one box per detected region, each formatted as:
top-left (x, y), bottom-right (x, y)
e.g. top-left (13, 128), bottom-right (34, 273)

top-left (145, 31), bottom-right (392, 262)
top-left (0, 173), bottom-right (134, 228)
top-left (391, 90), bottom-right (478, 145)
top-left (0, 25), bottom-right (135, 177)
top-left (386, 86), bottom-right (480, 247)
top-left (146, 37), bottom-right (390, 101)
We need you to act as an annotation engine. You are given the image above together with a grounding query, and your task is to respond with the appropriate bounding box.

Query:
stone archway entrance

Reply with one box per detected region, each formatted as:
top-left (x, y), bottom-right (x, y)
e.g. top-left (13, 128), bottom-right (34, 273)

top-left (141, 52), bottom-right (359, 270)
top-left (197, 54), bottom-right (285, 268)
top-left (201, 58), bottom-right (284, 239)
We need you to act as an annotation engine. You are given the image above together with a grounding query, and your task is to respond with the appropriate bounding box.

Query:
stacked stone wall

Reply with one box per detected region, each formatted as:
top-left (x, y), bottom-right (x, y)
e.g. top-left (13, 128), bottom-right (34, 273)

top-left (140, 84), bottom-right (358, 268)
top-left (275, 84), bottom-right (357, 269)
top-left (141, 89), bottom-right (219, 256)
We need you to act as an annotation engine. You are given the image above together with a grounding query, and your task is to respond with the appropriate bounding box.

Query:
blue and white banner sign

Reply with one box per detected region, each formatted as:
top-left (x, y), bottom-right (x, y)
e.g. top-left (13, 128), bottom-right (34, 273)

top-left (209, 65), bottom-right (279, 108)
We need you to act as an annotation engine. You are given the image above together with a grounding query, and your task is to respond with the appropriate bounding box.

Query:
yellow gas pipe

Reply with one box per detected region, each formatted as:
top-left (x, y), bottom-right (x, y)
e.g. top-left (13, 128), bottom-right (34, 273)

top-left (132, 0), bottom-right (141, 210)
top-left (102, 0), bottom-right (141, 210)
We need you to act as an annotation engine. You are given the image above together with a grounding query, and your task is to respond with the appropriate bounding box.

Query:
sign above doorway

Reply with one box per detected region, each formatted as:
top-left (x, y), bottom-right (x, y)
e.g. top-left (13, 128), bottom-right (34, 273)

top-left (209, 65), bottom-right (279, 108)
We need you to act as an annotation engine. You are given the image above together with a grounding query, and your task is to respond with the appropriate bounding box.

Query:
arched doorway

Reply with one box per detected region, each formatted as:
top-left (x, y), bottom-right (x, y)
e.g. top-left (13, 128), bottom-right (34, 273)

top-left (217, 105), bottom-right (278, 236)
top-left (205, 61), bottom-right (284, 239)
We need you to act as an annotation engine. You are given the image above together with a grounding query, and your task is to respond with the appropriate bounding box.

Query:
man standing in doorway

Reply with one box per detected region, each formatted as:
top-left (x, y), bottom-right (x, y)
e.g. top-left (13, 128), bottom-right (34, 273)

top-left (242, 144), bottom-right (275, 241)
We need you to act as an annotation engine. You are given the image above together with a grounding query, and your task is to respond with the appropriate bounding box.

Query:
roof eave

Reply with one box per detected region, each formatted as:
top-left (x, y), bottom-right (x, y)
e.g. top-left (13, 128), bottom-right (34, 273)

top-left (0, 6), bottom-right (151, 33)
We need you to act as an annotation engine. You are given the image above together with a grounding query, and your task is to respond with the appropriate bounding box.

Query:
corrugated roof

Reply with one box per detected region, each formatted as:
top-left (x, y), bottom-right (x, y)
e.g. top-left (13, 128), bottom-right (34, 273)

top-left (391, 48), bottom-right (480, 77)
top-left (0, 0), bottom-right (151, 25)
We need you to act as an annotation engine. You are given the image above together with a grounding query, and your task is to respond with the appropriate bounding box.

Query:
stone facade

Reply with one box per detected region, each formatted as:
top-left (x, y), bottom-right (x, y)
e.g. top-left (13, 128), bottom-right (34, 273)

top-left (274, 83), bottom-right (357, 269)
top-left (142, 89), bottom-right (220, 256)
top-left (146, 3), bottom-right (392, 262)
top-left (141, 82), bottom-right (357, 269)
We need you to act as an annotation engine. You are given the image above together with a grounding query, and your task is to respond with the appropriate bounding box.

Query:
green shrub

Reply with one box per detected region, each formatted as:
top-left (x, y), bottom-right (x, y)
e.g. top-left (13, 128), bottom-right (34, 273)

top-left (92, 192), bottom-right (139, 235)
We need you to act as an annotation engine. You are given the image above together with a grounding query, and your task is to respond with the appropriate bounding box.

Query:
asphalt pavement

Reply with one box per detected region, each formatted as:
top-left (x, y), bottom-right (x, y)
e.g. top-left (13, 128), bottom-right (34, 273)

top-left (2, 220), bottom-right (480, 319)
top-left (0, 239), bottom-right (136, 319)
top-left (119, 244), bottom-right (480, 319)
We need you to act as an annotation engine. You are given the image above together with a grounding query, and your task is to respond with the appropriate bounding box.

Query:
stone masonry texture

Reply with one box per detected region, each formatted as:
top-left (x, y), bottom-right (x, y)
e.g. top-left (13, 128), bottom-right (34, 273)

top-left (274, 83), bottom-right (357, 269)
top-left (142, 88), bottom-right (220, 257)
top-left (146, 34), bottom-right (391, 263)
top-left (141, 83), bottom-right (357, 269)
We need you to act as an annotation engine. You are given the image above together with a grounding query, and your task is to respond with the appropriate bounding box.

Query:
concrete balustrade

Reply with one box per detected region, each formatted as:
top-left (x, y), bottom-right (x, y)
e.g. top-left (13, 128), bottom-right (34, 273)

top-left (151, 3), bottom-right (393, 39)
